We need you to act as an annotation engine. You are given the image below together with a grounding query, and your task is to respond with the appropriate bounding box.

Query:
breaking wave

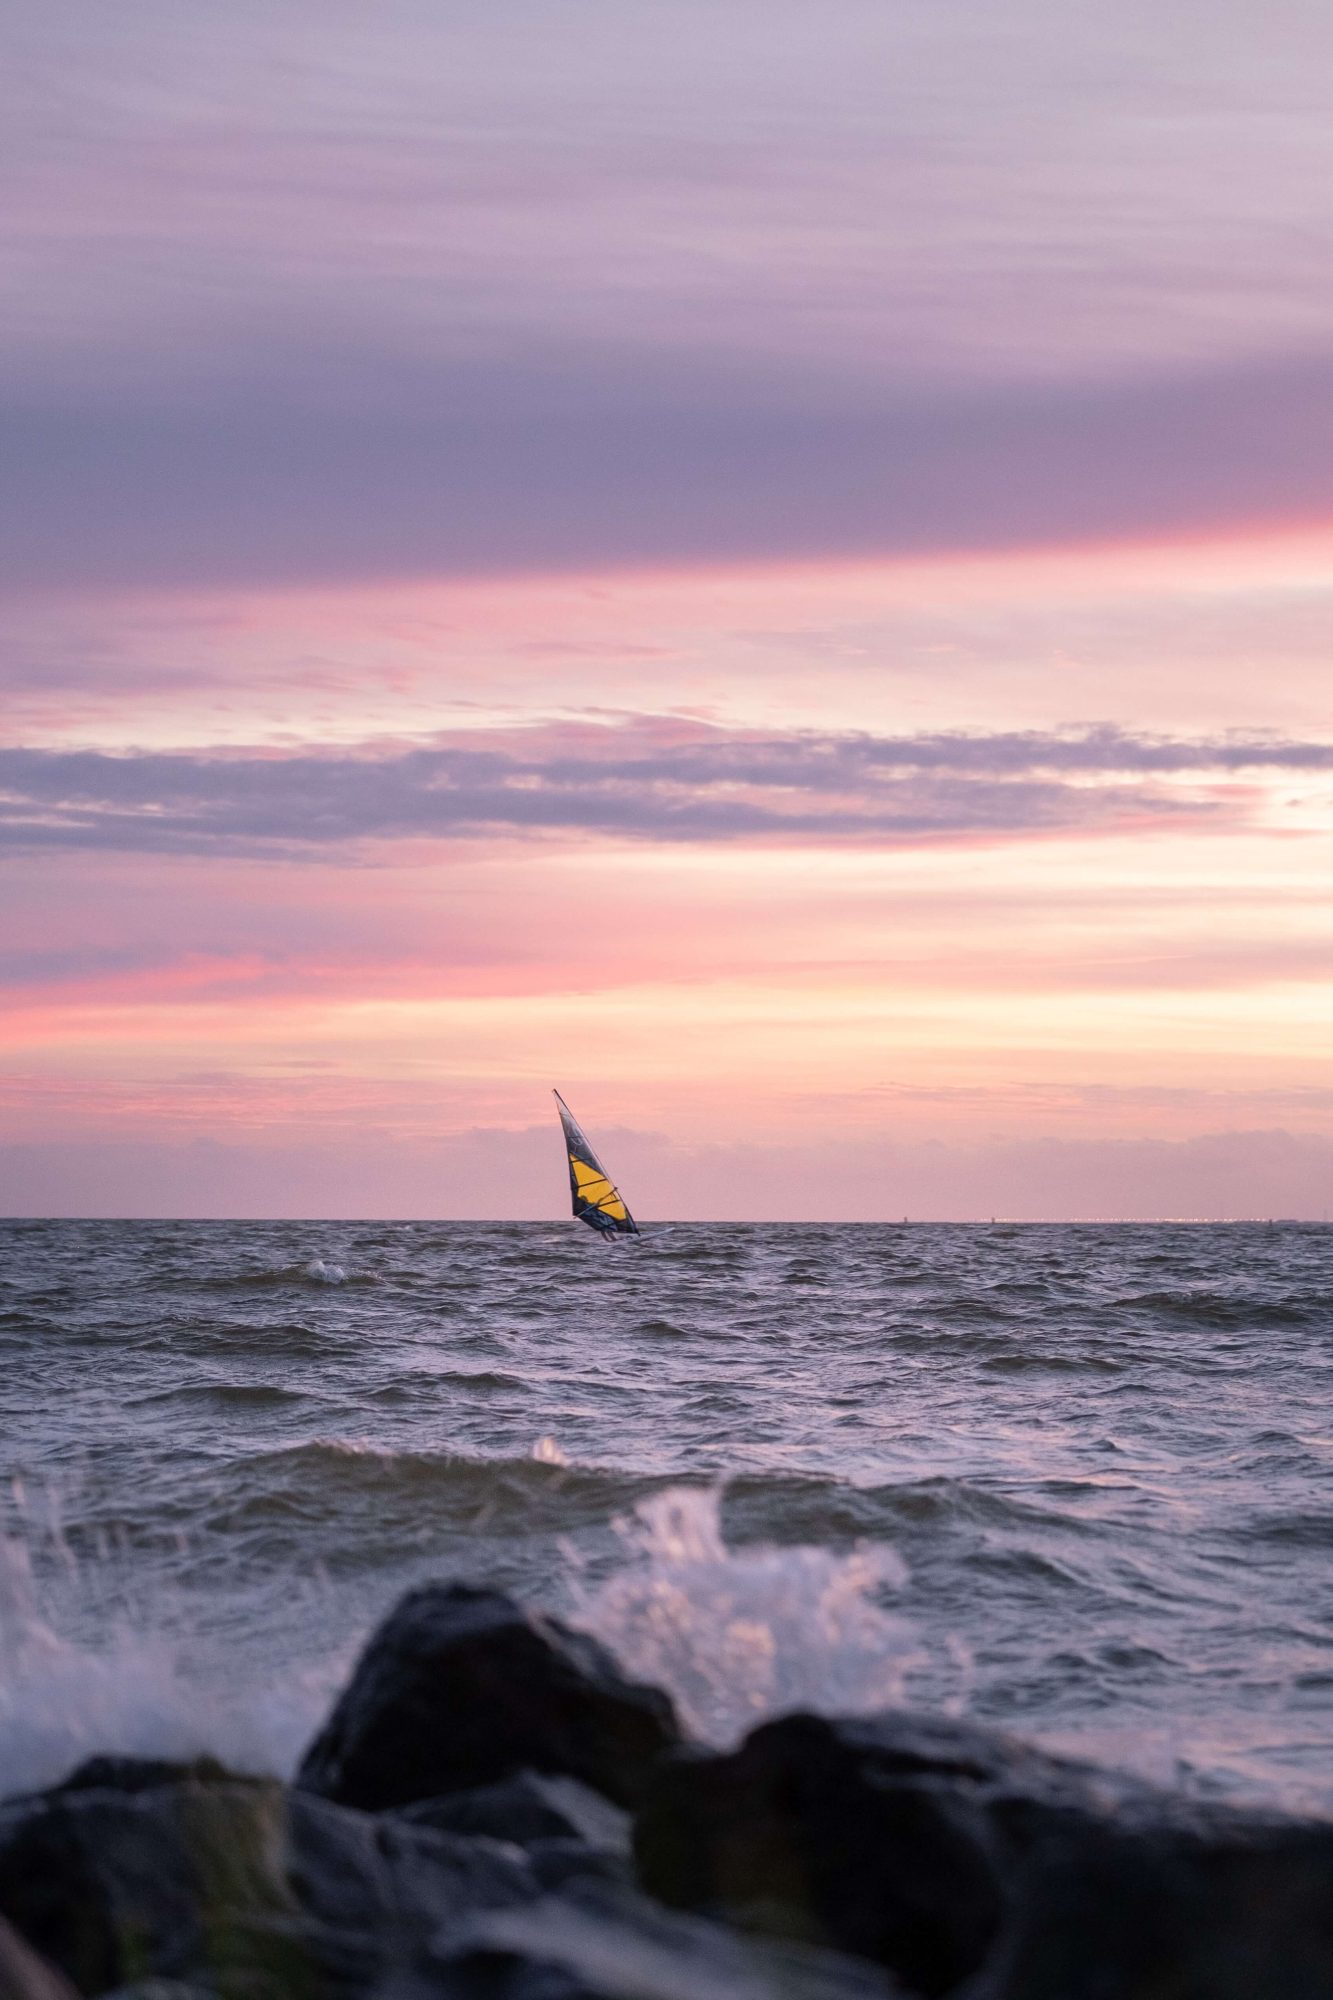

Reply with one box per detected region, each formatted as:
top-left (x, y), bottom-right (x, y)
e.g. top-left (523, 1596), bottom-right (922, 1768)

top-left (195, 1257), bottom-right (378, 1290)
top-left (0, 1524), bottom-right (339, 1800)
top-left (570, 1486), bottom-right (926, 1745)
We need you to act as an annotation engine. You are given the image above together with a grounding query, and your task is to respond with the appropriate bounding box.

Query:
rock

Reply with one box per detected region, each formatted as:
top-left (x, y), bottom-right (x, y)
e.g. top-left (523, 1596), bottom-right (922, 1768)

top-left (394, 1772), bottom-right (633, 1897)
top-left (96, 1988), bottom-right (215, 2000)
top-left (971, 1796), bottom-right (1333, 2000)
top-left (13, 1694), bottom-right (1333, 2000)
top-left (52, 1758), bottom-right (235, 1800)
top-left (523, 1840), bottom-right (629, 1896)
top-left (372, 1816), bottom-right (537, 1942)
top-left (635, 1713), bottom-right (1004, 1995)
top-left (297, 1585), bottom-right (679, 1813)
top-left (394, 1772), bottom-right (630, 1855)
top-left (426, 1881), bottom-right (905, 2000)
top-left (0, 1760), bottom-right (240, 1818)
top-left (633, 1709), bottom-right (1333, 2000)
top-left (0, 1916), bottom-right (79, 2000)
top-left (0, 1765), bottom-right (535, 1999)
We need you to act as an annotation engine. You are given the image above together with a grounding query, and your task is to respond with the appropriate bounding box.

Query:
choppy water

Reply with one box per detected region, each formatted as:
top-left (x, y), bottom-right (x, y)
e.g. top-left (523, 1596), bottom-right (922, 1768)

top-left (3, 1219), bottom-right (1333, 1814)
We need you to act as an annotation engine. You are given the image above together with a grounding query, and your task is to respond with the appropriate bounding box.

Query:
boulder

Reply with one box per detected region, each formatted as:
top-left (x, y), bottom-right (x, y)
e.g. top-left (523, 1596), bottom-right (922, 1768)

top-left (394, 1772), bottom-right (633, 1896)
top-left (0, 1764), bottom-right (534, 1999)
top-left (635, 1713), bottom-right (1004, 1995)
top-left (972, 1793), bottom-right (1333, 2000)
top-left (0, 1916), bottom-right (79, 2000)
top-left (52, 1758), bottom-right (235, 1800)
top-left (86, 1989), bottom-right (212, 2000)
top-left (393, 1772), bottom-right (629, 1854)
top-left (522, 1839), bottom-right (628, 1897)
top-left (427, 1881), bottom-right (905, 2000)
top-left (297, 1585), bottom-right (679, 1813)
top-left (633, 1709), bottom-right (1333, 2000)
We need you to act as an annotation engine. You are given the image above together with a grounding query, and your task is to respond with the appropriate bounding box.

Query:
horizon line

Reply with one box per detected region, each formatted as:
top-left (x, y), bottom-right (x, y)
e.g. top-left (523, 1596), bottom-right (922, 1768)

top-left (0, 1214), bottom-right (1326, 1228)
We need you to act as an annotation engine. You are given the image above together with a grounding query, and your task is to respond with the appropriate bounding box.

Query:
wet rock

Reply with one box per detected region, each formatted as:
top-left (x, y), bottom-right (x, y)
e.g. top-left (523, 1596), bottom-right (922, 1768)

top-left (635, 1713), bottom-right (1004, 1996)
top-left (297, 1585), bottom-right (679, 1813)
top-left (11, 1672), bottom-right (1333, 2000)
top-left (373, 1816), bottom-right (536, 1942)
top-left (425, 1881), bottom-right (904, 2000)
top-left (394, 1772), bottom-right (629, 1855)
top-left (523, 1840), bottom-right (629, 1896)
top-left (970, 1795), bottom-right (1333, 2000)
top-left (0, 1760), bottom-right (241, 1818)
top-left (634, 1708), bottom-right (1333, 2000)
top-left (394, 1772), bottom-right (633, 1899)
top-left (96, 1988), bottom-right (215, 2000)
top-left (0, 1766), bottom-right (534, 1999)
top-left (51, 1758), bottom-right (236, 1800)
top-left (0, 1916), bottom-right (79, 2000)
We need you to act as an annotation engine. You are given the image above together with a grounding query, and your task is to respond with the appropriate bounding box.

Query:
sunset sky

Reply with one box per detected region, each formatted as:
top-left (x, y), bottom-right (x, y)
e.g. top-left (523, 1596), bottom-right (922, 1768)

top-left (4, 0), bottom-right (1333, 1218)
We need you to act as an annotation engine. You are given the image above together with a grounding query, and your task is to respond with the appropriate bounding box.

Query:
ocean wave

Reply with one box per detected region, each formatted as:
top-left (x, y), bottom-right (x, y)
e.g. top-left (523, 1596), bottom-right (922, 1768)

top-left (363, 1369), bottom-right (529, 1399)
top-left (0, 1532), bottom-right (339, 1799)
top-left (1111, 1288), bottom-right (1316, 1329)
top-left (1235, 1508), bottom-right (1333, 1550)
top-left (979, 1349), bottom-right (1124, 1375)
top-left (137, 1317), bottom-right (351, 1358)
top-left (568, 1487), bottom-right (923, 1745)
top-left (208, 1441), bottom-right (677, 1541)
top-left (190, 1447), bottom-right (1111, 1557)
top-left (61, 1432), bottom-right (1148, 1586)
top-left (126, 1381), bottom-right (311, 1411)
top-left (196, 1259), bottom-right (378, 1291)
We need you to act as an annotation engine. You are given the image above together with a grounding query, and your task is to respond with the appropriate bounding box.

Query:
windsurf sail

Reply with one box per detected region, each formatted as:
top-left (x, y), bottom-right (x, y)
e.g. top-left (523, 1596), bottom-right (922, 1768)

top-left (554, 1090), bottom-right (639, 1237)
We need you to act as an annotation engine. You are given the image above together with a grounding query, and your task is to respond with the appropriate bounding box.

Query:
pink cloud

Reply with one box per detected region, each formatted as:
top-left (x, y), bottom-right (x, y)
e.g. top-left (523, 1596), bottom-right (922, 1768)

top-left (4, 7), bottom-right (1333, 1216)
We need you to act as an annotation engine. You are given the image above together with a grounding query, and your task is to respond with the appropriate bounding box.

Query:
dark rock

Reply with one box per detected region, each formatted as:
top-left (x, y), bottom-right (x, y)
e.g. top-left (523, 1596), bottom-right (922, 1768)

top-left (0, 1766), bottom-right (535, 1999)
top-left (634, 1708), bottom-right (1333, 2000)
top-left (53, 1758), bottom-right (236, 1800)
top-left (1, 1759), bottom-right (241, 1817)
top-left (393, 1773), bottom-right (633, 1898)
top-left (424, 1881), bottom-right (904, 1999)
top-left (94, 1988), bottom-right (215, 2000)
top-left (394, 1773), bottom-right (629, 1857)
top-left (372, 1817), bottom-right (536, 1940)
top-left (297, 1585), bottom-right (679, 1814)
top-left (635, 1713), bottom-right (1004, 1996)
top-left (0, 1915), bottom-right (79, 2000)
top-left (14, 1696), bottom-right (1333, 2000)
top-left (523, 1840), bottom-right (629, 1896)
top-left (972, 1799), bottom-right (1333, 2000)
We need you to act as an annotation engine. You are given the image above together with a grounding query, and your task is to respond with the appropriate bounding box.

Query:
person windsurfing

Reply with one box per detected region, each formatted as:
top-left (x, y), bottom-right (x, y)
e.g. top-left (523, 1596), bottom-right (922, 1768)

top-left (553, 1091), bottom-right (639, 1237)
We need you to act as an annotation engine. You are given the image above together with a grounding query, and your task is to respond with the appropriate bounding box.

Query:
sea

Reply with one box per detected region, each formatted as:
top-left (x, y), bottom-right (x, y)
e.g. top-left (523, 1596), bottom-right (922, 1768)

top-left (3, 1218), bottom-right (1333, 1816)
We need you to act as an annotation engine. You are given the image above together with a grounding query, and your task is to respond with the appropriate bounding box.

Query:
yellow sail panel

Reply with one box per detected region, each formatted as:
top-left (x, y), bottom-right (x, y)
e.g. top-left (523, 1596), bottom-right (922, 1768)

top-left (571, 1158), bottom-right (630, 1221)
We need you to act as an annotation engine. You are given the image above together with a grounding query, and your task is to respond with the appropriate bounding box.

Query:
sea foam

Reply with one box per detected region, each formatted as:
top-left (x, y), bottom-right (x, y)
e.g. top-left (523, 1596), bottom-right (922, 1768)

top-left (569, 1485), bottom-right (921, 1745)
top-left (0, 1506), bottom-right (336, 1799)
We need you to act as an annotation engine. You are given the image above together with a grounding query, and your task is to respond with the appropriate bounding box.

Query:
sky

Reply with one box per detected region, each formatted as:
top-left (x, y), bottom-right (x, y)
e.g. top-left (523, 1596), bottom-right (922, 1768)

top-left (3, 0), bottom-right (1333, 1219)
